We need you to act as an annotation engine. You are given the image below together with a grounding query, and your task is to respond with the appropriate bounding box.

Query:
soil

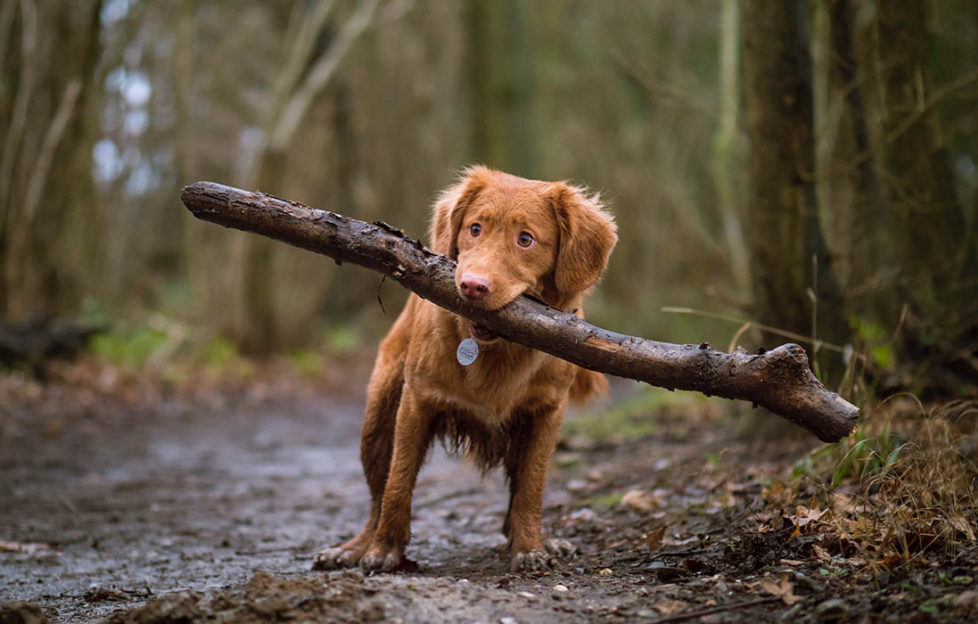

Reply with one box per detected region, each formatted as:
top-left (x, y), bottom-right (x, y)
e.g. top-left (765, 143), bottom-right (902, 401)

top-left (2, 370), bottom-right (976, 623)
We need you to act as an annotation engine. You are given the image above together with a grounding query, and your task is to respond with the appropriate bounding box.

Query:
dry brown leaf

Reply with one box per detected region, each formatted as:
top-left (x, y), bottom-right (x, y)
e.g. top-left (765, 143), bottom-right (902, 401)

top-left (813, 544), bottom-right (832, 562)
top-left (789, 521), bottom-right (802, 539)
top-left (793, 505), bottom-right (827, 526)
top-left (948, 514), bottom-right (976, 541)
top-left (762, 481), bottom-right (793, 506)
top-left (641, 526), bottom-right (667, 551)
top-left (875, 553), bottom-right (904, 569)
top-left (759, 575), bottom-right (801, 605)
top-left (621, 489), bottom-right (657, 512)
top-left (653, 598), bottom-right (688, 616)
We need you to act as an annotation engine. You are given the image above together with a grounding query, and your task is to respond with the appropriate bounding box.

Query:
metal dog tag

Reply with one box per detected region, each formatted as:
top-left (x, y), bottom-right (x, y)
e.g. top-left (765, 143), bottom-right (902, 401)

top-left (456, 338), bottom-right (479, 366)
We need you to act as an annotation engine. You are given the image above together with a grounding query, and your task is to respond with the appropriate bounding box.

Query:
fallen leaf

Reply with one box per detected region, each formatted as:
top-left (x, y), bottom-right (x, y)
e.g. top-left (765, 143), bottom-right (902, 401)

top-left (641, 526), bottom-right (667, 551)
top-left (875, 553), bottom-right (904, 569)
top-left (759, 575), bottom-right (802, 605)
top-left (948, 514), bottom-right (976, 541)
top-left (813, 544), bottom-right (832, 562)
top-left (621, 489), bottom-right (658, 511)
top-left (653, 598), bottom-right (688, 616)
top-left (762, 481), bottom-right (793, 505)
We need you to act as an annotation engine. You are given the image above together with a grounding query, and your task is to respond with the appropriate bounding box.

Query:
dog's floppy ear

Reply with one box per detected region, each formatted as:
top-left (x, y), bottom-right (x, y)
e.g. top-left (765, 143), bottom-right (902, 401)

top-left (430, 166), bottom-right (492, 259)
top-left (551, 183), bottom-right (617, 297)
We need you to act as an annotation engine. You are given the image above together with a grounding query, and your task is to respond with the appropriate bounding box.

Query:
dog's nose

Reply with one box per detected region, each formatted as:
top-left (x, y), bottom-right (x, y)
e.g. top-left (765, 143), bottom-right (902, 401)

top-left (459, 274), bottom-right (490, 300)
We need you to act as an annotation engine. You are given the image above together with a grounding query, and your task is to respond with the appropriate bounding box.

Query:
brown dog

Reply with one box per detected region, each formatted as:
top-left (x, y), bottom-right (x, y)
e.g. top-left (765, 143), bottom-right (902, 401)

top-left (314, 166), bottom-right (617, 572)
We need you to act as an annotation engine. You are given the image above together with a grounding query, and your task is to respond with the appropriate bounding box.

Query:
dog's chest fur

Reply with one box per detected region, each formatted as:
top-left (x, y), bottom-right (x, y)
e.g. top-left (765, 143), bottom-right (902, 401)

top-left (407, 306), bottom-right (569, 429)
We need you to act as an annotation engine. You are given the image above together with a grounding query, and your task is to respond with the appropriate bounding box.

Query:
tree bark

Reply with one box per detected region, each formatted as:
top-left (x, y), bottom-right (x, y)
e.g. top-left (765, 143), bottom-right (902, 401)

top-left (0, 0), bottom-right (103, 319)
top-left (741, 0), bottom-right (849, 384)
top-left (181, 181), bottom-right (859, 443)
top-left (468, 0), bottom-right (535, 176)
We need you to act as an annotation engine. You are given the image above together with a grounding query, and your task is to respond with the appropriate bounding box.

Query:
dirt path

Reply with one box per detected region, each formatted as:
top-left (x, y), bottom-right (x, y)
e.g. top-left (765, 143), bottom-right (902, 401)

top-left (2, 378), bottom-right (975, 623)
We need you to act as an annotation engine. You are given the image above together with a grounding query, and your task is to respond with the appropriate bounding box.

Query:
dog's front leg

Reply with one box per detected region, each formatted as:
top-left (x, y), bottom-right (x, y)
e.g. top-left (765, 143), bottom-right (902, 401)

top-left (360, 385), bottom-right (434, 572)
top-left (505, 401), bottom-right (576, 572)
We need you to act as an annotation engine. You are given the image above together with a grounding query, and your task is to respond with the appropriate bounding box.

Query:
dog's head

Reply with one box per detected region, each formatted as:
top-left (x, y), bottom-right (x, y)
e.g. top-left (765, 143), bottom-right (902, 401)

top-left (430, 166), bottom-right (617, 340)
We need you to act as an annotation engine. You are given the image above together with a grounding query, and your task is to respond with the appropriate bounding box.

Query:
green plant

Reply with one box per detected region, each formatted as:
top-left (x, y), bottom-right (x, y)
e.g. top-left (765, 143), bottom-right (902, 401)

top-left (828, 423), bottom-right (905, 488)
top-left (563, 386), bottom-right (709, 444)
top-left (91, 326), bottom-right (171, 368)
top-left (289, 348), bottom-right (325, 376)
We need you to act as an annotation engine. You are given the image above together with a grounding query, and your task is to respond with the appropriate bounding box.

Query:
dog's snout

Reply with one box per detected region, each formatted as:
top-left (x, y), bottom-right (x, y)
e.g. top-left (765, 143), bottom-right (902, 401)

top-left (459, 274), bottom-right (490, 300)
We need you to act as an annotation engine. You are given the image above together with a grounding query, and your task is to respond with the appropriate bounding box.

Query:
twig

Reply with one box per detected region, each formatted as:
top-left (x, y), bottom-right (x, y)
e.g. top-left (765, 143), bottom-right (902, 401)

top-left (56, 489), bottom-right (80, 517)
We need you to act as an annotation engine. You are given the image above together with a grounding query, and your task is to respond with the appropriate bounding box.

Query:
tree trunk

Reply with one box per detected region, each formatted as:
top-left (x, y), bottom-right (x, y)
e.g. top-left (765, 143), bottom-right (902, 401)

top-left (815, 0), bottom-right (888, 302)
top-left (0, 0), bottom-right (103, 319)
top-left (741, 0), bottom-right (849, 383)
top-left (848, 0), bottom-right (977, 393)
top-left (221, 0), bottom-right (379, 353)
top-left (468, 0), bottom-right (535, 176)
top-left (712, 0), bottom-right (751, 297)
top-left (181, 181), bottom-right (859, 442)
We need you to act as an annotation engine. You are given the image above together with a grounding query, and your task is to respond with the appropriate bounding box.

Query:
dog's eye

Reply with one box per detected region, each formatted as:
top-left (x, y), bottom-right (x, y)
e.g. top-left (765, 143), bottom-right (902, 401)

top-left (516, 232), bottom-right (535, 248)
top-left (469, 223), bottom-right (482, 237)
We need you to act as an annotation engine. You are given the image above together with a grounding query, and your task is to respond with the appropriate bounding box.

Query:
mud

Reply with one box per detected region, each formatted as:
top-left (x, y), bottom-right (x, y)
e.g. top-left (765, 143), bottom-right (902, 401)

top-left (2, 376), bottom-right (976, 623)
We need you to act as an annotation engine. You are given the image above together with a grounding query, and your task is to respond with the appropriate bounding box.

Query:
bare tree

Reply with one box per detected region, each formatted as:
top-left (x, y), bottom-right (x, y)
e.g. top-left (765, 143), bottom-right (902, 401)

top-left (0, 0), bottom-right (104, 319)
top-left (845, 0), bottom-right (978, 391)
top-left (231, 0), bottom-right (382, 353)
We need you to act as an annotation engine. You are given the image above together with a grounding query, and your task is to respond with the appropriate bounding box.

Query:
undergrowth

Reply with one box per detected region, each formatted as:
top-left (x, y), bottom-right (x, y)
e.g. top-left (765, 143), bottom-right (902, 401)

top-left (793, 396), bottom-right (978, 567)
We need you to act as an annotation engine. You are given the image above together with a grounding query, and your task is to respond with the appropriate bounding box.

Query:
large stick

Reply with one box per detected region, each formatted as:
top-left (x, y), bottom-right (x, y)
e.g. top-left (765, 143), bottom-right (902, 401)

top-left (181, 181), bottom-right (858, 442)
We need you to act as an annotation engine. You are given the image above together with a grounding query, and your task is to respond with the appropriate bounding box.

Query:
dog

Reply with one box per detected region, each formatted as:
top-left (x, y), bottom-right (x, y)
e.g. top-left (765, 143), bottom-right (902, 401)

top-left (314, 166), bottom-right (617, 572)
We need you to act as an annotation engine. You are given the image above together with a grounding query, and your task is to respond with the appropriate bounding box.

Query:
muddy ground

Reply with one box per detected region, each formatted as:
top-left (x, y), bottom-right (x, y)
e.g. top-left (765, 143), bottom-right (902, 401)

top-left (2, 369), bottom-right (976, 623)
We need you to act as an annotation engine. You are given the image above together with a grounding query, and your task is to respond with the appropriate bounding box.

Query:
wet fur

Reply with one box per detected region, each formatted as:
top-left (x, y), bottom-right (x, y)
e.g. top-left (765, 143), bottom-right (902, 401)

top-left (316, 166), bottom-right (617, 572)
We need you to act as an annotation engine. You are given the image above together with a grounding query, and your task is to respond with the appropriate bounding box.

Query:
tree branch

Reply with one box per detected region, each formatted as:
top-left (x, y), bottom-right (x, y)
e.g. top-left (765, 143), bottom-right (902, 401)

top-left (180, 181), bottom-right (859, 442)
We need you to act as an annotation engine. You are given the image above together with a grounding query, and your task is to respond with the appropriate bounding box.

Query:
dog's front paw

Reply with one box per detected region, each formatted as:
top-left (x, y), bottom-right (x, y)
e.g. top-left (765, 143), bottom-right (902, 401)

top-left (543, 537), bottom-right (578, 557)
top-left (510, 548), bottom-right (555, 572)
top-left (360, 543), bottom-right (406, 573)
top-left (312, 546), bottom-right (362, 571)
top-left (510, 538), bottom-right (577, 572)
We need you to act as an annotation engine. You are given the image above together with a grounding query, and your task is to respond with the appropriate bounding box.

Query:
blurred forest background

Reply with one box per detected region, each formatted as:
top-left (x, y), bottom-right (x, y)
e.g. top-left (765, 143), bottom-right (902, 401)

top-left (1, 0), bottom-right (976, 399)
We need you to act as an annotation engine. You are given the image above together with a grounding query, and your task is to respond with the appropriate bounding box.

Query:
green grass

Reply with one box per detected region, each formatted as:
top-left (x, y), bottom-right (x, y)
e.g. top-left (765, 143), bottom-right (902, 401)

top-left (563, 386), bottom-right (709, 444)
top-left (90, 326), bottom-right (172, 368)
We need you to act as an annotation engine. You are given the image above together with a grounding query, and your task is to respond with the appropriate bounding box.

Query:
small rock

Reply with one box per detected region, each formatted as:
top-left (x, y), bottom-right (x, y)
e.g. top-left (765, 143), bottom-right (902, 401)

top-left (952, 589), bottom-right (978, 611)
top-left (566, 480), bottom-right (590, 493)
top-left (553, 584), bottom-right (569, 593)
top-left (648, 565), bottom-right (687, 582)
top-left (814, 598), bottom-right (848, 622)
top-left (499, 617), bottom-right (518, 624)
top-left (517, 591), bottom-right (536, 600)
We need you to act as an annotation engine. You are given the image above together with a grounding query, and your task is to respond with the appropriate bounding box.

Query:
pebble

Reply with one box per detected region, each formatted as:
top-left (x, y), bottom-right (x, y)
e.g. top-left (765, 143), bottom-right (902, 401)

top-left (814, 598), bottom-right (848, 621)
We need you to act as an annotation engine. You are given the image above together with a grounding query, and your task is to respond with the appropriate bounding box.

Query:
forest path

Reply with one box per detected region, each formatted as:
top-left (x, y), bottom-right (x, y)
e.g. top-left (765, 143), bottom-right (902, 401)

top-left (2, 376), bottom-right (970, 623)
